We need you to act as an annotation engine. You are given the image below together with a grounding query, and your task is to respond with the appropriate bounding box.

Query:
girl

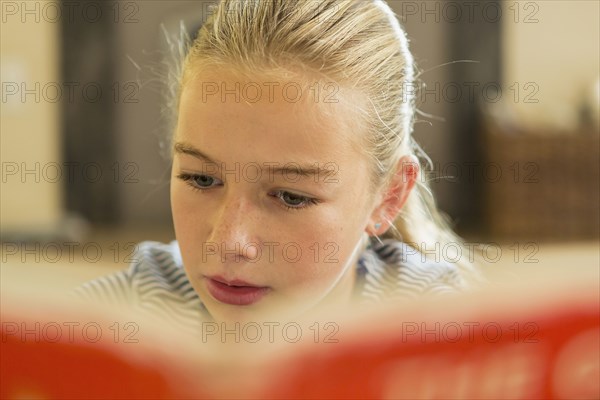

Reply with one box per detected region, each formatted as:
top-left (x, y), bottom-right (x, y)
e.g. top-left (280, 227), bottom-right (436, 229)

top-left (78, 0), bottom-right (479, 328)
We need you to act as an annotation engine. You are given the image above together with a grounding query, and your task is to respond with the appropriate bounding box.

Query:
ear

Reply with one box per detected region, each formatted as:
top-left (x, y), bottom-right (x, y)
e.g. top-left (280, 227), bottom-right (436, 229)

top-left (366, 155), bottom-right (419, 236)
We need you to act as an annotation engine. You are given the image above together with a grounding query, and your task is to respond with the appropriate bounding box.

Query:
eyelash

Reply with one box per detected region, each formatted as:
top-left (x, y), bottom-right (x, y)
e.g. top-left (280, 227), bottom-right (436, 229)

top-left (175, 173), bottom-right (319, 211)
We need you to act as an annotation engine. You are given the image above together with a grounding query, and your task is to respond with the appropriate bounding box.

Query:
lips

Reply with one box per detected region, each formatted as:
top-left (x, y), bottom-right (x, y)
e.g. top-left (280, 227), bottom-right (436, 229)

top-left (204, 275), bottom-right (270, 306)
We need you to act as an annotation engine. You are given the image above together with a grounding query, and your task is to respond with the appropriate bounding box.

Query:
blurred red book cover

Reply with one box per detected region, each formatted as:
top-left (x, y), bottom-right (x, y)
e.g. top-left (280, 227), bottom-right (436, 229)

top-left (2, 267), bottom-right (598, 399)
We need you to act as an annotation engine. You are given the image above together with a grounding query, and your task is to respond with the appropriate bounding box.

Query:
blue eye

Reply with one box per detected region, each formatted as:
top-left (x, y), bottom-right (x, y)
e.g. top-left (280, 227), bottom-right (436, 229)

top-left (176, 173), bottom-right (222, 190)
top-left (177, 173), bottom-right (319, 211)
top-left (272, 190), bottom-right (319, 211)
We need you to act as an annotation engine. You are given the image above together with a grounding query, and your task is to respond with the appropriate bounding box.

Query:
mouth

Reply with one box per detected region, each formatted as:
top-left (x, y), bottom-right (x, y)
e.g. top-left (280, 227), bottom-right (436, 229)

top-left (204, 275), bottom-right (270, 306)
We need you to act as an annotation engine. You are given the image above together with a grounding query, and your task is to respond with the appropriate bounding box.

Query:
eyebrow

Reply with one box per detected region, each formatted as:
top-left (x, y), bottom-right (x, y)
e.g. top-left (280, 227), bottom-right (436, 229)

top-left (173, 141), bottom-right (337, 179)
top-left (174, 142), bottom-right (221, 164)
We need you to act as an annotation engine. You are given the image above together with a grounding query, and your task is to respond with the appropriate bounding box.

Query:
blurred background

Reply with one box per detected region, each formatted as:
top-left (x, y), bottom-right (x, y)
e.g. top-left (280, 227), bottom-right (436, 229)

top-left (1, 0), bottom-right (599, 288)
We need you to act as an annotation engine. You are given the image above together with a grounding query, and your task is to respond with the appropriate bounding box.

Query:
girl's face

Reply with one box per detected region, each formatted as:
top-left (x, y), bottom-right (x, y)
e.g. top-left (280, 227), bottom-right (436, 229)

top-left (171, 68), bottom-right (377, 323)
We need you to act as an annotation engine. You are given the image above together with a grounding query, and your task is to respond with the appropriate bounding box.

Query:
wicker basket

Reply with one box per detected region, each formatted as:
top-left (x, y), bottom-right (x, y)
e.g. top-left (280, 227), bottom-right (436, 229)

top-left (482, 123), bottom-right (599, 241)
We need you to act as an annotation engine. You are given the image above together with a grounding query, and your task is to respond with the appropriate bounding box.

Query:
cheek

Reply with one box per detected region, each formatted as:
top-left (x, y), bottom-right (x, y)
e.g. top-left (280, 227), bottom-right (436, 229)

top-left (170, 180), bottom-right (212, 263)
top-left (171, 182), bottom-right (193, 233)
top-left (270, 212), bottom-right (362, 293)
top-left (271, 190), bottom-right (371, 296)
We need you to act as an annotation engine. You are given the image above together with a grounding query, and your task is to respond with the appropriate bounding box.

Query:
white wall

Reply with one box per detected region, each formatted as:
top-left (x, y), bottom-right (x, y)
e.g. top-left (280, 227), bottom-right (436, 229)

top-left (502, 0), bottom-right (600, 131)
top-left (1, 0), bottom-right (64, 235)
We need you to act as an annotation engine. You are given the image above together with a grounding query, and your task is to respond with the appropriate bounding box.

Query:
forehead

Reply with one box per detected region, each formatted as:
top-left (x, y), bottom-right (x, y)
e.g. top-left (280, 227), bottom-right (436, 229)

top-left (177, 67), bottom-right (367, 167)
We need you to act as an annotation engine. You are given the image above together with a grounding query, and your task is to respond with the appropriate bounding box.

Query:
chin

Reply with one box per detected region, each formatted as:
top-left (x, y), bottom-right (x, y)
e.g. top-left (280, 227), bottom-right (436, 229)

top-left (209, 304), bottom-right (265, 324)
top-left (200, 292), bottom-right (281, 323)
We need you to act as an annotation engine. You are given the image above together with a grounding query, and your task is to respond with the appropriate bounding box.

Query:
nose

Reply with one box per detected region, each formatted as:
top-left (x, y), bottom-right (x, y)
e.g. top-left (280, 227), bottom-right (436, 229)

top-left (206, 192), bottom-right (260, 263)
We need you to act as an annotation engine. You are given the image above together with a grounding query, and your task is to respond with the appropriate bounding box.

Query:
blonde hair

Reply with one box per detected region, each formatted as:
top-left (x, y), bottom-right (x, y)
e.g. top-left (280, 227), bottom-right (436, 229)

top-left (174, 0), bottom-right (481, 283)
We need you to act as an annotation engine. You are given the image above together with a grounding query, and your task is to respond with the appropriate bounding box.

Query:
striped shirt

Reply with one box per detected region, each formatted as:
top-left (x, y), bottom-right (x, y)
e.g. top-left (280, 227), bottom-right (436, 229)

top-left (75, 238), bottom-right (466, 332)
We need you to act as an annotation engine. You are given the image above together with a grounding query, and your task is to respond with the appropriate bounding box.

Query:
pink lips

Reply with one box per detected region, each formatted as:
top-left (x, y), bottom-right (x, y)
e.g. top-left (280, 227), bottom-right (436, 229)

top-left (204, 275), bottom-right (270, 306)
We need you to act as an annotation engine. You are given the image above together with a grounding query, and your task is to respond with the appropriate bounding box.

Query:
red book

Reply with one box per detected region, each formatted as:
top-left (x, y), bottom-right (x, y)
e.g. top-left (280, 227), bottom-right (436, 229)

top-left (2, 266), bottom-right (598, 399)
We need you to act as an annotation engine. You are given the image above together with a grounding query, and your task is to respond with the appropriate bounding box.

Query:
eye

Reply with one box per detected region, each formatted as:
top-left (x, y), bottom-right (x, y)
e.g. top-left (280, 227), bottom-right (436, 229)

top-left (271, 190), bottom-right (319, 211)
top-left (176, 173), bottom-right (222, 191)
